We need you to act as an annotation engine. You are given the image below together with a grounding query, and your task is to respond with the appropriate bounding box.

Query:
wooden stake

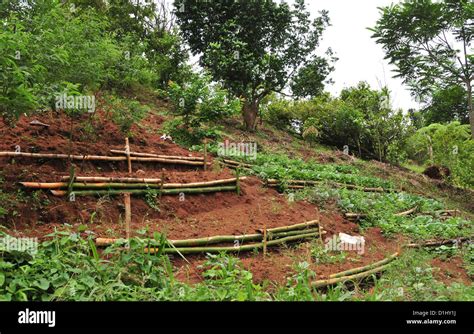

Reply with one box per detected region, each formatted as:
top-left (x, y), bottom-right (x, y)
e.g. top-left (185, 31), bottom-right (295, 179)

top-left (124, 193), bottom-right (131, 241)
top-left (159, 169), bottom-right (165, 199)
top-left (263, 225), bottom-right (267, 257)
top-left (125, 138), bottom-right (132, 175)
top-left (203, 139), bottom-right (207, 172)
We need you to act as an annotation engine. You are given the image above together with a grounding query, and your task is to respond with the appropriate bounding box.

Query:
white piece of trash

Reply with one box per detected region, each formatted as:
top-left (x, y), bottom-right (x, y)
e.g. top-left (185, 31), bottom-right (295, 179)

top-left (339, 232), bottom-right (365, 245)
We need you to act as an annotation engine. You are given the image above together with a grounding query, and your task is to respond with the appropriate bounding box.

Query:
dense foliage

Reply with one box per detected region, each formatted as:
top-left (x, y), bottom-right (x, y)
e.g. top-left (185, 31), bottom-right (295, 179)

top-left (0, 0), bottom-right (186, 124)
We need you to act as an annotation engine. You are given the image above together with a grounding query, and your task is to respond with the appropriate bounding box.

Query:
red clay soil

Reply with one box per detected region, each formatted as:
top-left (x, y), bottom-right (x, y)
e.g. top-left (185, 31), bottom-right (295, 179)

top-left (431, 257), bottom-right (471, 285)
top-left (0, 110), bottom-right (468, 287)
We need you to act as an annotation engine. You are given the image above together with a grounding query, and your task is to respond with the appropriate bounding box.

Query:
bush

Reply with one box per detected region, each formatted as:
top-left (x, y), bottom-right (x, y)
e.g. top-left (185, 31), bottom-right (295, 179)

top-left (103, 95), bottom-right (150, 135)
top-left (167, 72), bottom-right (240, 128)
top-left (406, 122), bottom-right (473, 187)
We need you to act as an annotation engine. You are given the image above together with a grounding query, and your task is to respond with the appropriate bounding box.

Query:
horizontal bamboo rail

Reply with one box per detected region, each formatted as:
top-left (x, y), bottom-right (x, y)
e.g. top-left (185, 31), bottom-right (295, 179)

top-left (61, 176), bottom-right (163, 183)
top-left (266, 179), bottom-right (390, 193)
top-left (311, 263), bottom-right (392, 289)
top-left (345, 206), bottom-right (418, 220)
top-left (221, 159), bottom-right (254, 168)
top-left (329, 252), bottom-right (399, 278)
top-left (145, 231), bottom-right (318, 254)
top-left (405, 237), bottom-right (470, 248)
top-left (21, 177), bottom-right (246, 190)
top-left (256, 220), bottom-right (319, 234)
top-left (50, 186), bottom-right (237, 197)
top-left (95, 228), bottom-right (326, 247)
top-left (0, 151), bottom-right (210, 166)
top-left (394, 206), bottom-right (418, 217)
top-left (110, 149), bottom-right (204, 161)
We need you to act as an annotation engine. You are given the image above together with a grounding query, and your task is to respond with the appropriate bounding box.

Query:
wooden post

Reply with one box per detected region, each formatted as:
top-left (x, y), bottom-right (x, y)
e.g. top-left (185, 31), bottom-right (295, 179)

top-left (236, 168), bottom-right (241, 195)
top-left (203, 139), bottom-right (208, 171)
top-left (124, 138), bottom-right (132, 246)
top-left (263, 225), bottom-right (267, 257)
top-left (124, 193), bottom-right (131, 242)
top-left (125, 138), bottom-right (132, 175)
top-left (159, 168), bottom-right (165, 199)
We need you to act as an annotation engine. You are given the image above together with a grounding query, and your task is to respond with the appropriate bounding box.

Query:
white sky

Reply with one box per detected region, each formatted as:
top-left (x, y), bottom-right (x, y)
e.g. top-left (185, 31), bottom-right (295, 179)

top-left (302, 0), bottom-right (420, 111)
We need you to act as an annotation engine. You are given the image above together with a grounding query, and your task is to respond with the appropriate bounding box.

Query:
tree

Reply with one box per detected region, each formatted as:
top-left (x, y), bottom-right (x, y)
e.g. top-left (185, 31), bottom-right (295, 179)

top-left (173, 0), bottom-right (333, 130)
top-left (371, 0), bottom-right (473, 138)
top-left (423, 85), bottom-right (469, 124)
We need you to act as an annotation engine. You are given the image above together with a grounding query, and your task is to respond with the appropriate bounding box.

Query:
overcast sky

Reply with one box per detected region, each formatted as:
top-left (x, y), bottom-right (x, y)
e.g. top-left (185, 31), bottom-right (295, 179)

top-left (300, 0), bottom-right (420, 111)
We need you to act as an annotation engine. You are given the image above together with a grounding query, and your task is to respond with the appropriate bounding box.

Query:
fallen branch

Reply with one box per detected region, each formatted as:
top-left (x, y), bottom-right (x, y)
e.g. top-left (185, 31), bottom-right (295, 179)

top-left (50, 185), bottom-right (237, 197)
top-left (329, 252), bottom-right (399, 278)
top-left (110, 149), bottom-right (204, 161)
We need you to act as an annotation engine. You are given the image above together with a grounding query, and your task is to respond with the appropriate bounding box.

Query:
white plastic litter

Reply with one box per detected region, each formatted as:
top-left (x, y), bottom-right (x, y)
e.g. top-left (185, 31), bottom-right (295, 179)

top-left (338, 232), bottom-right (365, 245)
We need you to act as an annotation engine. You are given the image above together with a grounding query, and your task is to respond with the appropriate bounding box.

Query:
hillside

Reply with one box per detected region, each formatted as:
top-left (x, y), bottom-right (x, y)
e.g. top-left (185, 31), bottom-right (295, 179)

top-left (1, 94), bottom-right (472, 299)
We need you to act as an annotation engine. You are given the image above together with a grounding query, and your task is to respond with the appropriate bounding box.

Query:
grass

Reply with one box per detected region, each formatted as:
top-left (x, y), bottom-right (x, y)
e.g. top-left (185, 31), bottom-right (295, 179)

top-left (402, 161), bottom-right (426, 174)
top-left (1, 230), bottom-right (471, 301)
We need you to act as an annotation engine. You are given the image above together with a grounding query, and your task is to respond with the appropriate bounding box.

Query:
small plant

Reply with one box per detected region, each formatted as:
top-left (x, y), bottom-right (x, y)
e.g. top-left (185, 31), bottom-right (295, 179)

top-left (311, 242), bottom-right (347, 264)
top-left (144, 188), bottom-right (160, 212)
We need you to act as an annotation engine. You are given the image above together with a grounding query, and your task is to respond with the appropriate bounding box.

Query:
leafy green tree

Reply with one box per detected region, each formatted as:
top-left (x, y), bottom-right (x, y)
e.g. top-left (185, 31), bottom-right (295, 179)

top-left (174, 0), bottom-right (333, 130)
top-left (371, 0), bottom-right (473, 137)
top-left (423, 85), bottom-right (469, 124)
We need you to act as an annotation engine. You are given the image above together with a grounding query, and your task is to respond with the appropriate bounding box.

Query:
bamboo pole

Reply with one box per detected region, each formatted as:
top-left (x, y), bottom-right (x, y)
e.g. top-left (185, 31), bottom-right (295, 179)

top-left (311, 263), bottom-right (392, 289)
top-left (51, 186), bottom-right (238, 197)
top-left (405, 237), bottom-right (470, 248)
top-left (21, 177), bottom-right (246, 190)
top-left (222, 159), bottom-right (253, 168)
top-left (95, 228), bottom-right (326, 247)
top-left (267, 179), bottom-right (390, 193)
top-left (256, 220), bottom-right (319, 234)
top-left (263, 225), bottom-right (267, 257)
top-left (344, 213), bottom-right (367, 220)
top-left (61, 176), bottom-right (163, 183)
top-left (0, 151), bottom-right (209, 166)
top-left (110, 149), bottom-right (204, 161)
top-left (145, 231), bottom-right (318, 254)
top-left (345, 206), bottom-right (418, 220)
top-left (203, 139), bottom-right (207, 172)
top-left (329, 252), bottom-right (399, 278)
top-left (394, 206), bottom-right (418, 217)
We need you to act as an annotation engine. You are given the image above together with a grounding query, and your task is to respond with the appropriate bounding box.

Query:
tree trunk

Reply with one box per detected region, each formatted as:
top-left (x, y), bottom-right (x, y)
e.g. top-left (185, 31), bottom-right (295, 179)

top-left (466, 80), bottom-right (473, 139)
top-left (242, 99), bottom-right (258, 131)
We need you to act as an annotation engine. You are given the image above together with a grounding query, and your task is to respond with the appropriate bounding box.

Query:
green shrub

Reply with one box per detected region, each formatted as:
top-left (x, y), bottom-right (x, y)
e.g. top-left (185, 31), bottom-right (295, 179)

top-left (167, 72), bottom-right (240, 128)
